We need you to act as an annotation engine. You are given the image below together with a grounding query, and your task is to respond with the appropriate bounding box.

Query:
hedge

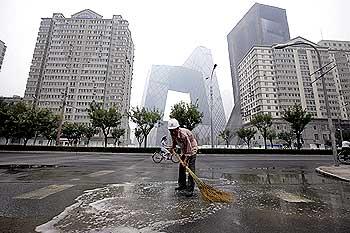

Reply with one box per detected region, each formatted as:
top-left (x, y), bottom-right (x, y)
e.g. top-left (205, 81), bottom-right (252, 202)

top-left (0, 145), bottom-right (333, 155)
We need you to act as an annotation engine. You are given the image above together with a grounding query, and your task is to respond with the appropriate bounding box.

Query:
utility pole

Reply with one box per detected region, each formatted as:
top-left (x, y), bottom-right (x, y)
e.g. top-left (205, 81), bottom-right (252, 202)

top-left (208, 64), bottom-right (217, 148)
top-left (56, 86), bottom-right (68, 146)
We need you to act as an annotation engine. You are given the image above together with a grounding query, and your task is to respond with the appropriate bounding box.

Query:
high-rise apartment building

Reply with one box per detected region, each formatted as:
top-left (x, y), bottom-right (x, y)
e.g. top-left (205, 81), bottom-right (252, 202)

top-left (23, 10), bottom-right (134, 143)
top-left (238, 37), bottom-right (350, 148)
top-left (0, 40), bottom-right (6, 71)
top-left (226, 3), bottom-right (290, 133)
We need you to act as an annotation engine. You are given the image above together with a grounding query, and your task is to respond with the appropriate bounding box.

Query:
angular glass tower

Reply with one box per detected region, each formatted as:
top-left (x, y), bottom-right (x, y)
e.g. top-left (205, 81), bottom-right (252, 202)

top-left (226, 3), bottom-right (290, 133)
top-left (183, 46), bottom-right (226, 142)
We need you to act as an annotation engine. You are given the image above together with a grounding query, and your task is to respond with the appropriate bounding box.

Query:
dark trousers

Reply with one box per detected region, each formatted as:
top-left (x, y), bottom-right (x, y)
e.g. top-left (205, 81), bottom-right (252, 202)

top-left (178, 154), bottom-right (196, 192)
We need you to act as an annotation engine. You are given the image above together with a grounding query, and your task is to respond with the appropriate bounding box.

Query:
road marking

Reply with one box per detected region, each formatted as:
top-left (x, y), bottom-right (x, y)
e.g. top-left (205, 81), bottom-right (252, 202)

top-left (275, 190), bottom-right (313, 203)
top-left (70, 178), bottom-right (80, 181)
top-left (15, 184), bottom-right (74, 200)
top-left (86, 170), bottom-right (115, 177)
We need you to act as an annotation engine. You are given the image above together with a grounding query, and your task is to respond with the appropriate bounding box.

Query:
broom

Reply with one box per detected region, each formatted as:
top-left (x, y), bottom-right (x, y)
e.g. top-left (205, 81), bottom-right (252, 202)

top-left (174, 153), bottom-right (233, 203)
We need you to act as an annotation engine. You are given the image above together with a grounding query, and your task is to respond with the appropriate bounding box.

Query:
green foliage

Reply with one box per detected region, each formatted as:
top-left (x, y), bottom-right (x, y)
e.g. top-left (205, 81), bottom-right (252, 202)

top-left (278, 131), bottom-right (296, 149)
top-left (111, 127), bottom-right (126, 146)
top-left (0, 102), bottom-right (58, 146)
top-left (129, 106), bottom-right (162, 148)
top-left (169, 101), bottom-right (203, 131)
top-left (62, 122), bottom-right (85, 146)
top-left (219, 129), bottom-right (234, 148)
top-left (236, 127), bottom-right (256, 148)
top-left (266, 129), bottom-right (277, 148)
top-left (81, 125), bottom-right (98, 146)
top-left (282, 104), bottom-right (312, 150)
top-left (88, 103), bottom-right (123, 147)
top-left (251, 113), bottom-right (272, 149)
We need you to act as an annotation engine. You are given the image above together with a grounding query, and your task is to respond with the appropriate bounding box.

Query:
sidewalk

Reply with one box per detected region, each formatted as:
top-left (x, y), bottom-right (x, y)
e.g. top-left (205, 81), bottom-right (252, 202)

top-left (316, 165), bottom-right (350, 182)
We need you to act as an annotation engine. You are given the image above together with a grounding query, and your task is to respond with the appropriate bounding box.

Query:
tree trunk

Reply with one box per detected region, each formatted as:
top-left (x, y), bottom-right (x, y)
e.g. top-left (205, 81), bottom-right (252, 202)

top-left (247, 140), bottom-right (250, 149)
top-left (5, 138), bottom-right (9, 145)
top-left (269, 139), bottom-right (273, 149)
top-left (87, 138), bottom-right (90, 147)
top-left (296, 133), bottom-right (301, 150)
top-left (104, 134), bottom-right (108, 147)
top-left (33, 133), bottom-right (38, 145)
top-left (47, 140), bottom-right (50, 146)
top-left (263, 132), bottom-right (267, 149)
top-left (23, 138), bottom-right (28, 146)
top-left (226, 140), bottom-right (229, 148)
top-left (144, 135), bottom-right (148, 148)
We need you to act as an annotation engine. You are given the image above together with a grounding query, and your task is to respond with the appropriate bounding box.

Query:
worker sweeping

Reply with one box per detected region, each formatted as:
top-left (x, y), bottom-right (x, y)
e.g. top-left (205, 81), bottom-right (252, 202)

top-left (168, 118), bottom-right (198, 197)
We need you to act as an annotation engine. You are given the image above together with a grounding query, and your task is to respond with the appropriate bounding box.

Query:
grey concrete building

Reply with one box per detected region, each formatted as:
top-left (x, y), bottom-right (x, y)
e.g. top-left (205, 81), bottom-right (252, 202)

top-left (0, 40), bottom-right (6, 71)
top-left (226, 3), bottom-right (290, 134)
top-left (23, 9), bottom-right (134, 145)
top-left (237, 37), bottom-right (350, 148)
top-left (0, 95), bottom-right (23, 104)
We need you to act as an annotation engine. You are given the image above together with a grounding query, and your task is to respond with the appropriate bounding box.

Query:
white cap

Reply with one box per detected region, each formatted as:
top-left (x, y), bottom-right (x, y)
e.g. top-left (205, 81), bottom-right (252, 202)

top-left (168, 118), bottom-right (180, 130)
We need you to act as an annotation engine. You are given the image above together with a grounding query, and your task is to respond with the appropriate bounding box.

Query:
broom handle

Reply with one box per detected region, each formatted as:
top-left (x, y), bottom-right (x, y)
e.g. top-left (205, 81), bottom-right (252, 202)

top-left (173, 153), bottom-right (204, 185)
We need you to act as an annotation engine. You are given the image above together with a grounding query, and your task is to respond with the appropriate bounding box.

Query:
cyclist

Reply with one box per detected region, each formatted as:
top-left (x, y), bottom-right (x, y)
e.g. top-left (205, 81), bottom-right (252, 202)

top-left (160, 135), bottom-right (171, 159)
top-left (341, 140), bottom-right (350, 160)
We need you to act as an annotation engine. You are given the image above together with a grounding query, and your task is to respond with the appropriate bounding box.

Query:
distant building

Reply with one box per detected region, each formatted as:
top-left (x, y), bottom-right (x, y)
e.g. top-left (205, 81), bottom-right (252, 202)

top-left (237, 37), bottom-right (350, 148)
top-left (183, 46), bottom-right (226, 143)
top-left (0, 40), bottom-right (6, 71)
top-left (226, 3), bottom-right (290, 135)
top-left (23, 9), bottom-right (134, 146)
top-left (142, 65), bottom-right (210, 146)
top-left (0, 95), bottom-right (23, 104)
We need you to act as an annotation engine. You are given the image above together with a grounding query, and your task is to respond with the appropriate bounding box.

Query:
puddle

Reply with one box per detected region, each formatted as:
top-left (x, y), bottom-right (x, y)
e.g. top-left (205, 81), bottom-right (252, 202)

top-left (36, 181), bottom-right (233, 233)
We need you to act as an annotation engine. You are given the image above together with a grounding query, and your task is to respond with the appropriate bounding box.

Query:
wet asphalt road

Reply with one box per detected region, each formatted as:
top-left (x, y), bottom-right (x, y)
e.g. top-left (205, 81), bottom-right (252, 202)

top-left (0, 151), bottom-right (349, 233)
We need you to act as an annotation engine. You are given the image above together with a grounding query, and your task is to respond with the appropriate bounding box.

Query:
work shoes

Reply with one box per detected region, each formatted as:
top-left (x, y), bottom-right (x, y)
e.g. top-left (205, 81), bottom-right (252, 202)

top-left (185, 191), bottom-right (194, 197)
top-left (175, 186), bottom-right (186, 191)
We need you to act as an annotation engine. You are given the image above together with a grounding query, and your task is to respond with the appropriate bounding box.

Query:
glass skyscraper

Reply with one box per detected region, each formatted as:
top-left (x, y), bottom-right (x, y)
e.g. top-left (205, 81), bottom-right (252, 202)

top-left (142, 47), bottom-right (226, 146)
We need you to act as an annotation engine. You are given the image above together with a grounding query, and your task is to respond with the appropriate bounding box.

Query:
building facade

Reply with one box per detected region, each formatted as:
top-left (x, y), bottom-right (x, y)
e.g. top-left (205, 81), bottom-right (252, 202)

top-left (0, 40), bottom-right (6, 71)
top-left (237, 37), bottom-right (350, 148)
top-left (142, 65), bottom-right (210, 146)
top-left (183, 46), bottom-right (226, 143)
top-left (23, 9), bottom-right (134, 145)
top-left (226, 3), bottom-right (290, 134)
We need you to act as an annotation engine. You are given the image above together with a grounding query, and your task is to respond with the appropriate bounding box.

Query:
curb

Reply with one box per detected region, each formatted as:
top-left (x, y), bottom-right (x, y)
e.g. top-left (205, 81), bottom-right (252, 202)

top-left (315, 167), bottom-right (350, 182)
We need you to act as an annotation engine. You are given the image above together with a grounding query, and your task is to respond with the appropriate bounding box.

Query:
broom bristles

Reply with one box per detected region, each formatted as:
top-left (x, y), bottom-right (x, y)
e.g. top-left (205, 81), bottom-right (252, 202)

top-left (175, 153), bottom-right (233, 203)
top-left (185, 166), bottom-right (233, 203)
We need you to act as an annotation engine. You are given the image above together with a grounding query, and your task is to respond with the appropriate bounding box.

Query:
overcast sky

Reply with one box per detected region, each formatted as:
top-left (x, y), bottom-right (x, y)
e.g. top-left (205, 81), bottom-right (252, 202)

top-left (0, 0), bottom-right (349, 119)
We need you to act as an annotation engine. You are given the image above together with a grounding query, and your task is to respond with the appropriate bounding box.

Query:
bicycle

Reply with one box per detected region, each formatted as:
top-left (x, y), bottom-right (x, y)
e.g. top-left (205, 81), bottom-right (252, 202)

top-left (337, 149), bottom-right (350, 164)
top-left (152, 150), bottom-right (179, 163)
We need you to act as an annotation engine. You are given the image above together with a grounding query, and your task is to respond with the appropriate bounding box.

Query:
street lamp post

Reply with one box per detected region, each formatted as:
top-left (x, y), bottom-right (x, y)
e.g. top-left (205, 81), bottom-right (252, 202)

top-left (273, 42), bottom-right (338, 165)
top-left (207, 64), bottom-right (217, 148)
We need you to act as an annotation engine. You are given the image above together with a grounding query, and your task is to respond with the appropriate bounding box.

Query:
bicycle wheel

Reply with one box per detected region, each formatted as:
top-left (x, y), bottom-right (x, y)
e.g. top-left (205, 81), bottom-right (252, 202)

top-left (171, 154), bottom-right (180, 163)
top-left (152, 152), bottom-right (163, 163)
top-left (338, 151), bottom-right (344, 163)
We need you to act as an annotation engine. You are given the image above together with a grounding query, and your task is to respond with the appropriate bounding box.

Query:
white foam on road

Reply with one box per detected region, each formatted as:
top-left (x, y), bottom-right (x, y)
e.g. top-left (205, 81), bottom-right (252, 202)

top-left (15, 184), bottom-right (74, 200)
top-left (35, 181), bottom-right (233, 232)
top-left (275, 190), bottom-right (313, 203)
top-left (86, 170), bottom-right (115, 177)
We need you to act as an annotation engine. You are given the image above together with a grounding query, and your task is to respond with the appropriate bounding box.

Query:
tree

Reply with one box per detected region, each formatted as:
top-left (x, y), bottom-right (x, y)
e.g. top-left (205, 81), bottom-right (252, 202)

top-left (134, 127), bottom-right (145, 148)
top-left (111, 127), bottom-right (125, 146)
top-left (236, 127), bottom-right (256, 148)
top-left (62, 122), bottom-right (84, 146)
top-left (266, 129), bottom-right (277, 149)
top-left (81, 125), bottom-right (98, 146)
top-left (219, 129), bottom-right (234, 148)
top-left (88, 103), bottom-right (123, 147)
top-left (278, 131), bottom-right (296, 149)
top-left (169, 101), bottom-right (203, 130)
top-left (251, 113), bottom-right (272, 149)
top-left (129, 106), bottom-right (162, 148)
top-left (282, 104), bottom-right (312, 150)
top-left (0, 101), bottom-right (13, 144)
